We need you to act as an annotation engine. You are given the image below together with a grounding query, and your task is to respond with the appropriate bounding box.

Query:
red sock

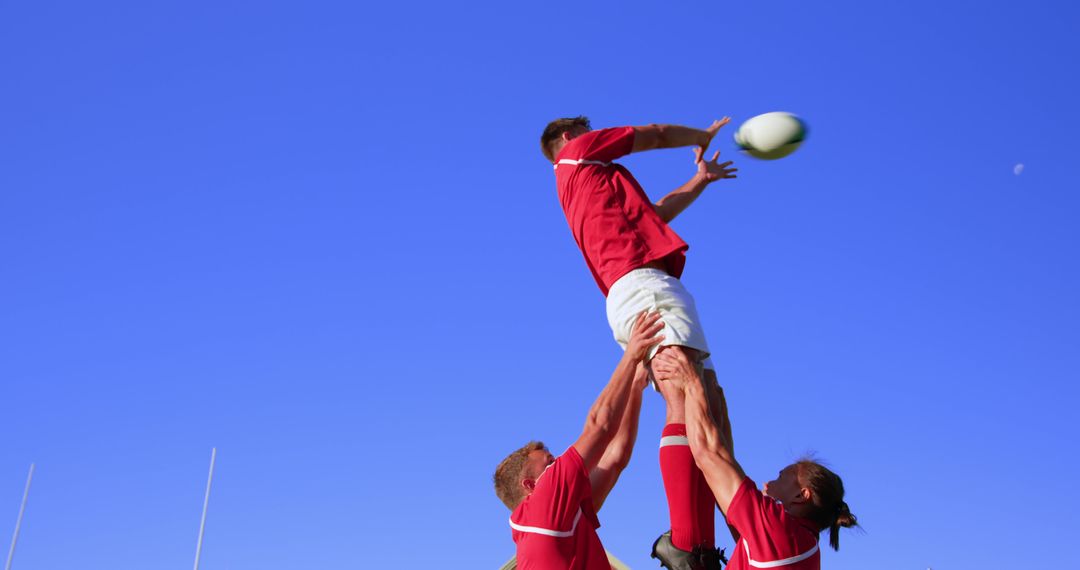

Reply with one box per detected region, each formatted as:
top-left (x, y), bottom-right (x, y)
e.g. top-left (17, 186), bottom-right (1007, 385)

top-left (696, 463), bottom-right (716, 549)
top-left (659, 424), bottom-right (714, 551)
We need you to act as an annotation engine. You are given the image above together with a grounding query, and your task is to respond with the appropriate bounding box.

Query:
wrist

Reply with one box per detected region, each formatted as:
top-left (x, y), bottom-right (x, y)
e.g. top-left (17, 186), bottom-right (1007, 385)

top-left (684, 374), bottom-right (703, 392)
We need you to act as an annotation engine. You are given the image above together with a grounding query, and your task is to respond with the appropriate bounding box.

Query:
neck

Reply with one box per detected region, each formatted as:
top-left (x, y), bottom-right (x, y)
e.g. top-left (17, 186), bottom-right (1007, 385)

top-left (550, 142), bottom-right (567, 162)
top-left (787, 502), bottom-right (814, 520)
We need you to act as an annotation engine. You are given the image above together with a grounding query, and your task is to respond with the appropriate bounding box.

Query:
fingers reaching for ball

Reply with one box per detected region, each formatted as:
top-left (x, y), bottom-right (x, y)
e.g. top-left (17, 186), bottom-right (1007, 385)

top-left (696, 148), bottom-right (738, 182)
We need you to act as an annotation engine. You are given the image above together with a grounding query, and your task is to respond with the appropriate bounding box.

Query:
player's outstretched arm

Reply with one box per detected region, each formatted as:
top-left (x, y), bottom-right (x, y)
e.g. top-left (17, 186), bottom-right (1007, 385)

top-left (653, 147), bottom-right (738, 223)
top-left (652, 349), bottom-right (745, 514)
top-left (572, 312), bottom-right (664, 473)
top-left (631, 118), bottom-right (730, 155)
top-left (706, 370), bottom-right (735, 457)
top-left (589, 363), bottom-right (649, 511)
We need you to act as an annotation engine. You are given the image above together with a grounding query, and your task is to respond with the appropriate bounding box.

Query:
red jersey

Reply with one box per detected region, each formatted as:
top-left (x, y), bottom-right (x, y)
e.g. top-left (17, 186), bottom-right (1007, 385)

top-left (509, 447), bottom-right (610, 570)
top-left (724, 478), bottom-right (822, 570)
top-left (554, 127), bottom-right (688, 296)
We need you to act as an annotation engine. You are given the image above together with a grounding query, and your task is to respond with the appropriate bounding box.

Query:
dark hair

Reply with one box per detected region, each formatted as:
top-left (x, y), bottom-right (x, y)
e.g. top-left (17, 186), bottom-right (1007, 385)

top-left (795, 459), bottom-right (858, 551)
top-left (540, 116), bottom-right (591, 162)
top-left (493, 441), bottom-right (547, 510)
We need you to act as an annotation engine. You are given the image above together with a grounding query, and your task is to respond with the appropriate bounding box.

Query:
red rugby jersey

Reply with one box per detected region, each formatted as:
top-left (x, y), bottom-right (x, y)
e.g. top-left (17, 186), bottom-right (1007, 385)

top-left (724, 478), bottom-right (822, 570)
top-left (554, 127), bottom-right (688, 296)
top-left (509, 447), bottom-right (610, 570)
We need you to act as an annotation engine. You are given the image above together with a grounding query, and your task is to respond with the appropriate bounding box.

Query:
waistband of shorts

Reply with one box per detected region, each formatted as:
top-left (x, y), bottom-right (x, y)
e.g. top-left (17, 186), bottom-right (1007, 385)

top-left (609, 267), bottom-right (672, 291)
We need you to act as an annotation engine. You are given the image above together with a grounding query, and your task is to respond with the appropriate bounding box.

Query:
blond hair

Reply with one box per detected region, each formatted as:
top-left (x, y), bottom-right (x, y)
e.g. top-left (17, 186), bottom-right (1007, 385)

top-left (493, 441), bottom-right (547, 510)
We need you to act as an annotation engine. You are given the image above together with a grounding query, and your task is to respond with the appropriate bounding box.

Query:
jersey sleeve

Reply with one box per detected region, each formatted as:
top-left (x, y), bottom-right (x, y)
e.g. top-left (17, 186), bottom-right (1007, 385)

top-left (565, 127), bottom-right (635, 162)
top-left (725, 478), bottom-right (807, 562)
top-left (523, 447), bottom-right (594, 532)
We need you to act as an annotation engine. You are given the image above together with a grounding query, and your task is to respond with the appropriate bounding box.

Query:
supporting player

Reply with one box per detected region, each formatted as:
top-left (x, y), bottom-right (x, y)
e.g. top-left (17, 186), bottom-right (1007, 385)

top-left (541, 116), bottom-right (737, 567)
top-left (493, 312), bottom-right (664, 570)
top-left (652, 348), bottom-right (859, 570)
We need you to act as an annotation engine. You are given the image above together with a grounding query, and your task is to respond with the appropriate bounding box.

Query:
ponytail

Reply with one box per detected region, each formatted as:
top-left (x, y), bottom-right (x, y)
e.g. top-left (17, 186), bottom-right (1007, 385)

top-left (828, 500), bottom-right (858, 551)
top-left (795, 460), bottom-right (859, 551)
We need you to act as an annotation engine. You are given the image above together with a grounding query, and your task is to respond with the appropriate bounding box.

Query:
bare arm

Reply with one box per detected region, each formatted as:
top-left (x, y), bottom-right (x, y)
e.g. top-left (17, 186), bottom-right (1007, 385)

top-left (653, 148), bottom-right (738, 223)
top-left (589, 364), bottom-right (648, 511)
top-left (704, 369), bottom-right (734, 457)
top-left (572, 312), bottom-right (664, 472)
top-left (652, 349), bottom-right (745, 514)
top-left (631, 118), bottom-right (729, 154)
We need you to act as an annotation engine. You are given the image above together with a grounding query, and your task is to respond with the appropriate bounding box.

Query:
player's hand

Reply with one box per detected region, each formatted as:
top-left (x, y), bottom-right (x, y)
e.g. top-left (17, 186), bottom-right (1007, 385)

top-left (693, 147), bottom-right (738, 183)
top-left (651, 347), bottom-right (699, 389)
top-left (697, 117), bottom-right (731, 154)
top-left (625, 310), bottom-right (665, 362)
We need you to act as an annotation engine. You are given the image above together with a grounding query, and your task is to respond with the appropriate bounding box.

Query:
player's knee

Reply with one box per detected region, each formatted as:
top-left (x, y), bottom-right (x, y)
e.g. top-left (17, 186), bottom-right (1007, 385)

top-left (656, 375), bottom-right (685, 405)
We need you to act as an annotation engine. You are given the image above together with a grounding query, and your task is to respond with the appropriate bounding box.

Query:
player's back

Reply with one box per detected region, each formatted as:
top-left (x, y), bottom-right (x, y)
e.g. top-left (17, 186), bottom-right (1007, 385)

top-left (554, 128), bottom-right (688, 295)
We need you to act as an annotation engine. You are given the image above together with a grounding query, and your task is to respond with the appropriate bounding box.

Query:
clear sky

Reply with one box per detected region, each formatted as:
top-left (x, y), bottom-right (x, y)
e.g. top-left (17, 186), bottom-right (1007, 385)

top-left (2, 1), bottom-right (1078, 568)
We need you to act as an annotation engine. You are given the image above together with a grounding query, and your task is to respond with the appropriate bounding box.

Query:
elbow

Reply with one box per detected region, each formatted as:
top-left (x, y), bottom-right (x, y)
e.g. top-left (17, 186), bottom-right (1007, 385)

top-left (653, 202), bottom-right (673, 223)
top-left (693, 440), bottom-right (738, 477)
top-left (650, 124), bottom-right (670, 149)
top-left (689, 431), bottom-right (723, 462)
top-left (633, 124), bottom-right (666, 152)
top-left (693, 448), bottom-right (726, 475)
top-left (606, 442), bottom-right (634, 472)
top-left (585, 408), bottom-right (616, 442)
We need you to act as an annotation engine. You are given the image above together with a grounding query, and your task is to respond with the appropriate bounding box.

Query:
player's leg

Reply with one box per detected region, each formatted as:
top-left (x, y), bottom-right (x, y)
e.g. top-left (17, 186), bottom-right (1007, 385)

top-left (652, 355), bottom-right (699, 569)
top-left (651, 347), bottom-right (716, 562)
top-left (605, 270), bottom-right (717, 567)
top-left (650, 351), bottom-right (727, 570)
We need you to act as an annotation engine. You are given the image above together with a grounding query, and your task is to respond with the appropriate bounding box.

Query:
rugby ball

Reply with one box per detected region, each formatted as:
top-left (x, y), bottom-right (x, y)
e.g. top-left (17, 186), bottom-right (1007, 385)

top-left (734, 112), bottom-right (807, 160)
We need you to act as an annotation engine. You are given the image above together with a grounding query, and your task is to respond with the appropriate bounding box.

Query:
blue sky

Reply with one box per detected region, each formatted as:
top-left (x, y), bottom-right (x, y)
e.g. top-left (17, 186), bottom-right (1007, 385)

top-left (2, 0), bottom-right (1078, 568)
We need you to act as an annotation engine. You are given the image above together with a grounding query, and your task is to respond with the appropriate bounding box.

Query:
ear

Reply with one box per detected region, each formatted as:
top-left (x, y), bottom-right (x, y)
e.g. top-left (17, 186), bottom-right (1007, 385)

top-left (793, 487), bottom-right (812, 505)
top-left (522, 478), bottom-right (537, 493)
top-left (561, 130), bottom-right (575, 142)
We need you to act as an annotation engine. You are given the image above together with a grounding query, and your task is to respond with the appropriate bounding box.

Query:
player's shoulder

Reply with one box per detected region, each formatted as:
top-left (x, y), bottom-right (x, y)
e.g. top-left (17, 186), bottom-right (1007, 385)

top-left (581, 126), bottom-right (634, 145)
top-left (560, 127), bottom-right (632, 157)
top-left (559, 446), bottom-right (584, 466)
top-left (529, 448), bottom-right (588, 498)
top-left (728, 478), bottom-right (790, 529)
top-left (732, 479), bottom-right (817, 538)
top-left (552, 446), bottom-right (589, 480)
top-left (727, 477), bottom-right (759, 512)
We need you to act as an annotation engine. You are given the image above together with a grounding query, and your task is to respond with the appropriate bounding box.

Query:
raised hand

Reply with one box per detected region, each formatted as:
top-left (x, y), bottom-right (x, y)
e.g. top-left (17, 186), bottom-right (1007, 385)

top-left (693, 147), bottom-right (738, 182)
top-left (625, 310), bottom-right (666, 362)
top-left (698, 117), bottom-right (731, 153)
top-left (651, 347), bottom-right (700, 389)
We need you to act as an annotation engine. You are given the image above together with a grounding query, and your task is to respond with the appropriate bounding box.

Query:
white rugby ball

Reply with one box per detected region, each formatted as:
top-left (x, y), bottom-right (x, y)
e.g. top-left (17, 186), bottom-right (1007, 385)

top-left (733, 112), bottom-right (807, 160)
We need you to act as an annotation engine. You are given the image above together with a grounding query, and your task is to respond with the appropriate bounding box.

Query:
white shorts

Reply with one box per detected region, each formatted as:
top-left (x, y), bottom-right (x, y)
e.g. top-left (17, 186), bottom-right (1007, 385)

top-left (605, 268), bottom-right (714, 371)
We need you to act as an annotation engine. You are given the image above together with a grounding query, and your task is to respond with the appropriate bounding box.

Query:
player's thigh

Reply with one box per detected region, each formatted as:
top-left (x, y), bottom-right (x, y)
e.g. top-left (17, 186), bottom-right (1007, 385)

top-left (606, 269), bottom-right (712, 361)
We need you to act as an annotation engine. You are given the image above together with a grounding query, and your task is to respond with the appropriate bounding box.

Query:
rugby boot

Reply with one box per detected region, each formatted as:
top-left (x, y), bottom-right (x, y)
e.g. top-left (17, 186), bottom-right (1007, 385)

top-left (696, 546), bottom-right (727, 570)
top-left (651, 531), bottom-right (704, 570)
